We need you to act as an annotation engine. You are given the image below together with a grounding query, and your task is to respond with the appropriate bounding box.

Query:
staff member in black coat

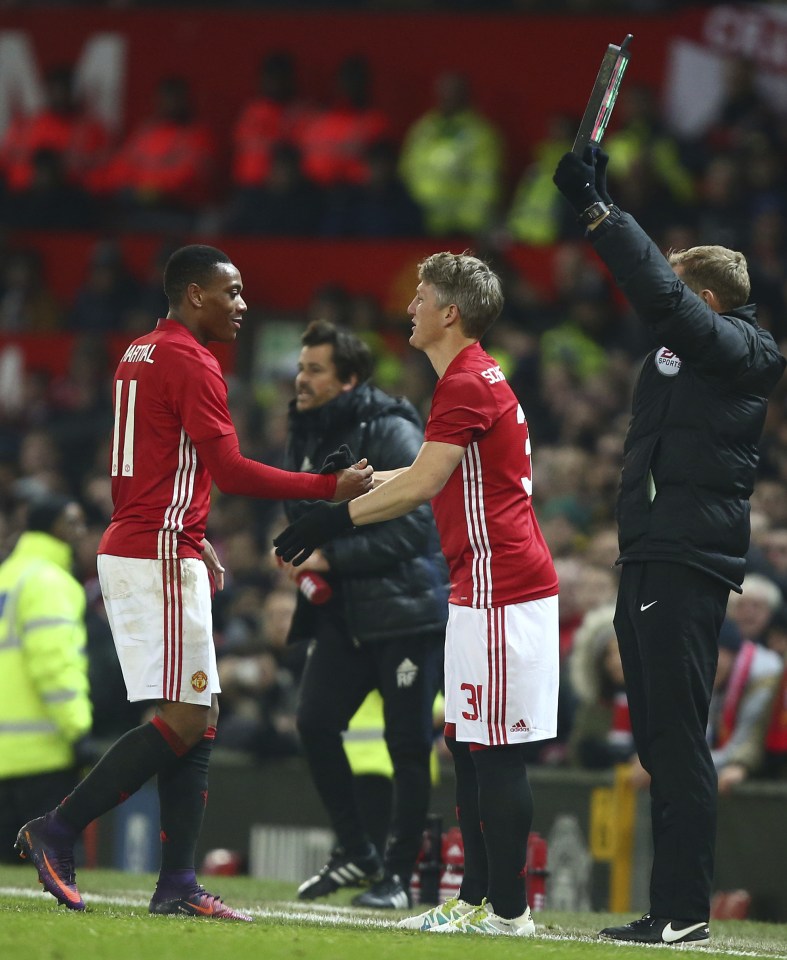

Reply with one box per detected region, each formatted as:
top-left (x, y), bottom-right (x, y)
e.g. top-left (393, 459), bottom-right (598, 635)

top-left (554, 147), bottom-right (786, 947)
top-left (279, 319), bottom-right (447, 909)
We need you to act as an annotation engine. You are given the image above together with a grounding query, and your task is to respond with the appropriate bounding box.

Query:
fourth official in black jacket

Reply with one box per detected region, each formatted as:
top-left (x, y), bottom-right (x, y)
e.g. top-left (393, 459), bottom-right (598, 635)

top-left (554, 147), bottom-right (785, 946)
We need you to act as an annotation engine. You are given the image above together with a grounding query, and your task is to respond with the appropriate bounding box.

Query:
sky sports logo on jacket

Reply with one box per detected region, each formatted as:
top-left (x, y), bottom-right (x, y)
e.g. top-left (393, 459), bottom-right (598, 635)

top-left (655, 346), bottom-right (682, 376)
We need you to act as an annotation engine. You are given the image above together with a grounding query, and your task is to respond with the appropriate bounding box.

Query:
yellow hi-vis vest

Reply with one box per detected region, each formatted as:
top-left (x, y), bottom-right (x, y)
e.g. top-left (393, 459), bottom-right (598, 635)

top-left (0, 531), bottom-right (91, 779)
top-left (343, 690), bottom-right (443, 784)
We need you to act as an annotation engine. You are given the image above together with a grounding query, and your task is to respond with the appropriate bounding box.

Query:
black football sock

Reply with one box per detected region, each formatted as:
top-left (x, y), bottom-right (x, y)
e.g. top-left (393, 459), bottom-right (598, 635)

top-left (157, 726), bottom-right (215, 879)
top-left (445, 734), bottom-right (487, 906)
top-left (57, 718), bottom-right (188, 834)
top-left (472, 744), bottom-right (532, 920)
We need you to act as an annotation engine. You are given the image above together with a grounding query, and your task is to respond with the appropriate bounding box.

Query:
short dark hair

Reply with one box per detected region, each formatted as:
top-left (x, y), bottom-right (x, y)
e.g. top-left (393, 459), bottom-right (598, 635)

top-left (301, 319), bottom-right (374, 384)
top-left (163, 245), bottom-right (233, 307)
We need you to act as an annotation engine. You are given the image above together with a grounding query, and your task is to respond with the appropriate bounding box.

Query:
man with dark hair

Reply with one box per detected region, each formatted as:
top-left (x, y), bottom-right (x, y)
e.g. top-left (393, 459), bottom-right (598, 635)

top-left (282, 318), bottom-right (447, 910)
top-left (0, 495), bottom-right (91, 863)
top-left (552, 147), bottom-right (786, 946)
top-left (16, 244), bottom-right (372, 919)
top-left (275, 254), bottom-right (559, 936)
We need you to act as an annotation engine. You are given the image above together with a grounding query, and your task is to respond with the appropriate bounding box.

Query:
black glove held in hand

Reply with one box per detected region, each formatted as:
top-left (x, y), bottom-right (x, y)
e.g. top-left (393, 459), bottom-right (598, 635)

top-left (274, 500), bottom-right (354, 566)
top-left (594, 148), bottom-right (612, 205)
top-left (553, 147), bottom-right (602, 215)
top-left (319, 443), bottom-right (357, 474)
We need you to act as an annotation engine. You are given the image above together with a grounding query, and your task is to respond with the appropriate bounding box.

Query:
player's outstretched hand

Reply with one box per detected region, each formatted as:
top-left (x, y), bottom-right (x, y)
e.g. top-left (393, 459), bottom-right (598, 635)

top-left (274, 501), bottom-right (354, 566)
top-left (333, 461), bottom-right (373, 501)
top-left (553, 146), bottom-right (602, 215)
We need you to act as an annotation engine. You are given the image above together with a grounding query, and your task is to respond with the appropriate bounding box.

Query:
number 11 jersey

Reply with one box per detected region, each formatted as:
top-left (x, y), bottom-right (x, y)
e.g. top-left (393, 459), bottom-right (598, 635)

top-left (98, 319), bottom-right (235, 561)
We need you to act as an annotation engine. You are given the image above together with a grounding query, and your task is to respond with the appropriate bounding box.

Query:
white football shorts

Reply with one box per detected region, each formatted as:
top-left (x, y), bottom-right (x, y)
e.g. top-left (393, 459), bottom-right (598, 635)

top-left (97, 554), bottom-right (220, 707)
top-left (444, 594), bottom-right (559, 746)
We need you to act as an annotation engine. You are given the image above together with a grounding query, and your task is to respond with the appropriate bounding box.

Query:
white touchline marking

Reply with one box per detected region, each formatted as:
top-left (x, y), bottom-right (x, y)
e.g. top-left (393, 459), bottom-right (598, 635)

top-left (1, 887), bottom-right (786, 956)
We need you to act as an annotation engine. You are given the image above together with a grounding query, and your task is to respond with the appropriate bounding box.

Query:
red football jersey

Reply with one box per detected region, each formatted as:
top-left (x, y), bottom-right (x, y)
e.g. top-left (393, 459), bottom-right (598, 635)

top-left (98, 320), bottom-right (235, 561)
top-left (425, 343), bottom-right (557, 607)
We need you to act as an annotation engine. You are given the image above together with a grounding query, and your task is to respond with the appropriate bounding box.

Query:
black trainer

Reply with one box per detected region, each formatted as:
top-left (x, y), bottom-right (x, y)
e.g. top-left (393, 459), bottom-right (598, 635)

top-left (297, 844), bottom-right (383, 900)
top-left (352, 874), bottom-right (410, 910)
top-left (599, 914), bottom-right (710, 945)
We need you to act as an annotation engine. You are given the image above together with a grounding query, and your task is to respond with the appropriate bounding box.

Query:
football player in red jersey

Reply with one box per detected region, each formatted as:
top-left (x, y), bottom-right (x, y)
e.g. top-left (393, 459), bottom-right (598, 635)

top-left (16, 245), bottom-right (372, 920)
top-left (276, 252), bottom-right (559, 936)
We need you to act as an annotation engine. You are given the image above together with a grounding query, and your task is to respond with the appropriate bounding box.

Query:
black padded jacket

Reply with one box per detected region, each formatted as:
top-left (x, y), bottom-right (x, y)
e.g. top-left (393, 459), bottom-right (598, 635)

top-left (282, 382), bottom-right (449, 643)
top-left (590, 208), bottom-right (786, 591)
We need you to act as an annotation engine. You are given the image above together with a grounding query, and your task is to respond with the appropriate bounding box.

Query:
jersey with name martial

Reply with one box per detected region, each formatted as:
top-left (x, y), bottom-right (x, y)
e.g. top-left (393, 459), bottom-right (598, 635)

top-left (424, 342), bottom-right (557, 608)
top-left (98, 319), bottom-right (235, 561)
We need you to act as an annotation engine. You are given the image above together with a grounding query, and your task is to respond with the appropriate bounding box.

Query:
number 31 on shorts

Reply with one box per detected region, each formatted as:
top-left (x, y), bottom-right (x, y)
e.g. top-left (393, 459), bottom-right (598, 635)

top-left (461, 683), bottom-right (484, 722)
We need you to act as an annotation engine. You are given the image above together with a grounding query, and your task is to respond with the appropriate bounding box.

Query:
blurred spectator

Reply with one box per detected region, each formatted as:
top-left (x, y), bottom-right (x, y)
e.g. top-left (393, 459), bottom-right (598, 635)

top-left (707, 618), bottom-right (783, 794)
top-left (567, 604), bottom-right (635, 771)
top-left (97, 76), bottom-right (216, 229)
top-left (215, 585), bottom-right (301, 759)
top-left (764, 603), bottom-right (787, 660)
top-left (320, 140), bottom-right (424, 237)
top-left (68, 241), bottom-right (142, 333)
top-left (299, 54), bottom-right (390, 186)
top-left (0, 493), bottom-right (92, 862)
top-left (125, 239), bottom-right (180, 335)
top-left (14, 428), bottom-right (66, 502)
top-left (399, 70), bottom-right (503, 236)
top-left (3, 148), bottom-right (98, 231)
top-left (506, 113), bottom-right (577, 246)
top-left (231, 51), bottom-right (315, 189)
top-left (758, 655), bottom-right (787, 780)
top-left (693, 155), bottom-right (748, 252)
top-left (223, 142), bottom-right (324, 236)
top-left (727, 573), bottom-right (782, 645)
top-left (703, 57), bottom-right (780, 155)
top-left (604, 83), bottom-right (695, 218)
top-left (0, 64), bottom-right (111, 194)
top-left (48, 336), bottom-right (114, 494)
top-left (0, 249), bottom-right (62, 332)
top-left (757, 527), bottom-right (787, 597)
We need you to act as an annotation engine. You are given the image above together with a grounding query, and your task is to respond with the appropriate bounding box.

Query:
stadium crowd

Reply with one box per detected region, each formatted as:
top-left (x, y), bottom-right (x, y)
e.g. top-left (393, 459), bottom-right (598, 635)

top-left (1, 36), bottom-right (787, 793)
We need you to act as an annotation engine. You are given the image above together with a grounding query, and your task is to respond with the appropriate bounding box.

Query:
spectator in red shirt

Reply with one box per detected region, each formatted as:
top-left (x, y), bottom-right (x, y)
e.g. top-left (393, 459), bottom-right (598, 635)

top-left (0, 65), bottom-right (111, 194)
top-left (231, 51), bottom-right (314, 189)
top-left (98, 77), bottom-right (216, 229)
top-left (299, 55), bottom-right (390, 187)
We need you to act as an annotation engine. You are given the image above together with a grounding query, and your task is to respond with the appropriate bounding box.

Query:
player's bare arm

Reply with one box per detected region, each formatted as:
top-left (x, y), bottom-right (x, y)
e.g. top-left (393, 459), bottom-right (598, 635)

top-left (349, 441), bottom-right (465, 525)
top-left (371, 466), bottom-right (408, 487)
top-left (333, 460), bottom-right (373, 501)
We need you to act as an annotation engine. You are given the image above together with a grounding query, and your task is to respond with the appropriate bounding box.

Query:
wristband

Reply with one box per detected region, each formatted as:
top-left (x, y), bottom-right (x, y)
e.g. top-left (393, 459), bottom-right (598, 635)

top-left (578, 200), bottom-right (610, 227)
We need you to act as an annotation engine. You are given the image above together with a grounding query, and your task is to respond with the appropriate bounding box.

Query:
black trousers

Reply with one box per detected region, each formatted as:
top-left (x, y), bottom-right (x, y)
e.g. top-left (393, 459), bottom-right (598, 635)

top-left (614, 561), bottom-right (729, 922)
top-left (296, 612), bottom-right (443, 885)
top-left (0, 767), bottom-right (79, 864)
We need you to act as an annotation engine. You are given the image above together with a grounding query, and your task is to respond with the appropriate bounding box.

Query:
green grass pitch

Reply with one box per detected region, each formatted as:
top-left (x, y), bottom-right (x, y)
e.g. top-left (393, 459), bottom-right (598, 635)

top-left (2, 865), bottom-right (787, 960)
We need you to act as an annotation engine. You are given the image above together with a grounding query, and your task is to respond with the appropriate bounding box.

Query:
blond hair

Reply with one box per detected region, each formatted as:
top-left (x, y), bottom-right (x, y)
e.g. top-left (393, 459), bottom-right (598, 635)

top-left (418, 251), bottom-right (504, 340)
top-left (667, 245), bottom-right (750, 311)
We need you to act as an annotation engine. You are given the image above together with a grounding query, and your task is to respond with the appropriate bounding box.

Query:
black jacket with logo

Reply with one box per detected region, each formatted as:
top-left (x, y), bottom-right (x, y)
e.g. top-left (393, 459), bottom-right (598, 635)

top-left (283, 382), bottom-right (449, 643)
top-left (590, 208), bottom-right (786, 591)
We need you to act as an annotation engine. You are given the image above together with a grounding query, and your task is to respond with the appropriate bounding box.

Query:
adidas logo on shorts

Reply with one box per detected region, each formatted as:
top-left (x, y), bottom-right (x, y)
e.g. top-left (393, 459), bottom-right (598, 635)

top-left (509, 718), bottom-right (529, 733)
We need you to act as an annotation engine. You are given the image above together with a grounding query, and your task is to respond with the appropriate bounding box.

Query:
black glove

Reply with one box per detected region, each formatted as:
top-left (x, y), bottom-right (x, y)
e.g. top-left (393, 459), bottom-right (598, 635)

top-left (319, 443), bottom-right (357, 474)
top-left (553, 146), bottom-right (603, 215)
top-left (274, 500), bottom-right (354, 566)
top-left (594, 148), bottom-right (613, 205)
